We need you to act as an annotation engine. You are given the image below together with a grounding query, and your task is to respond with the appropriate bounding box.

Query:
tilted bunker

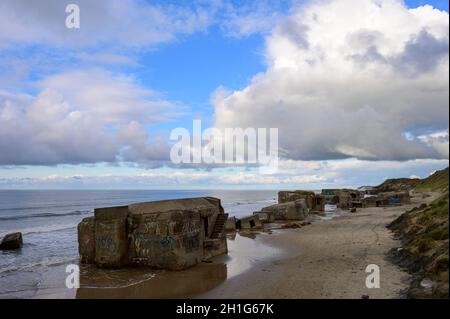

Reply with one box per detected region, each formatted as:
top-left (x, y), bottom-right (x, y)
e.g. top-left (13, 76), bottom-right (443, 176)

top-left (78, 197), bottom-right (228, 270)
top-left (261, 199), bottom-right (309, 220)
top-left (278, 190), bottom-right (316, 210)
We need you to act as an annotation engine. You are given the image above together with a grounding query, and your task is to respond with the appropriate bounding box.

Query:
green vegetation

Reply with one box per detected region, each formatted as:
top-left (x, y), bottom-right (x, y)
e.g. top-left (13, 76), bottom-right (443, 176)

top-left (375, 167), bottom-right (449, 193)
top-left (375, 178), bottom-right (420, 192)
top-left (414, 167), bottom-right (449, 193)
top-left (389, 189), bottom-right (449, 298)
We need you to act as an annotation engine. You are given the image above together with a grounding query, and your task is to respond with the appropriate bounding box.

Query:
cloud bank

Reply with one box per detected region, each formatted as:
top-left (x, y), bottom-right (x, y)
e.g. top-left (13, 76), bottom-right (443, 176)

top-left (0, 0), bottom-right (448, 174)
top-left (1, 158), bottom-right (447, 189)
top-left (0, 0), bottom-right (212, 48)
top-left (0, 69), bottom-right (173, 166)
top-left (213, 0), bottom-right (449, 161)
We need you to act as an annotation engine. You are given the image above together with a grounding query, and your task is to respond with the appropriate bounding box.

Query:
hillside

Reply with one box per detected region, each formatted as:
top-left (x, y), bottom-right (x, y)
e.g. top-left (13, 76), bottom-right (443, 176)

top-left (374, 167), bottom-right (449, 193)
top-left (388, 169), bottom-right (449, 298)
top-left (375, 178), bottom-right (420, 192)
top-left (414, 167), bottom-right (449, 193)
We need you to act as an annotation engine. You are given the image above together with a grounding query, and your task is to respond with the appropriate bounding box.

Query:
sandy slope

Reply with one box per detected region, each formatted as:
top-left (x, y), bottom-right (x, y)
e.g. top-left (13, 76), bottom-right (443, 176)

top-left (198, 193), bottom-right (436, 299)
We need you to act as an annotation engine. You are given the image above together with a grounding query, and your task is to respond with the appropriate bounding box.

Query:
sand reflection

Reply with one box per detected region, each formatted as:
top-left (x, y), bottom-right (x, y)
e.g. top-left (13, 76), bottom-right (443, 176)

top-left (76, 262), bottom-right (227, 299)
top-left (76, 230), bottom-right (283, 299)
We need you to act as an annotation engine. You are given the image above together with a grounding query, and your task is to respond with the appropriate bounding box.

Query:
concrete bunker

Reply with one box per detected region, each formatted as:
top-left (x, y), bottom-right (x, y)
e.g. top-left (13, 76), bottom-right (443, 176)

top-left (238, 215), bottom-right (262, 230)
top-left (376, 191), bottom-right (411, 206)
top-left (77, 197), bottom-right (228, 270)
top-left (278, 190), bottom-right (316, 210)
top-left (260, 199), bottom-right (309, 220)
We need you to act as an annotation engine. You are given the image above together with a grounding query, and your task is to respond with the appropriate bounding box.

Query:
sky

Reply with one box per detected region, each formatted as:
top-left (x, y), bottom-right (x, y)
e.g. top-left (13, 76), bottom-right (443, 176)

top-left (0, 0), bottom-right (448, 190)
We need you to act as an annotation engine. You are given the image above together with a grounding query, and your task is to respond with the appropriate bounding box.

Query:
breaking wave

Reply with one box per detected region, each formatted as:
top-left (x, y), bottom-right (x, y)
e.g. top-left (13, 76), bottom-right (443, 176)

top-left (0, 210), bottom-right (92, 221)
top-left (0, 256), bottom-right (79, 276)
top-left (0, 224), bottom-right (78, 238)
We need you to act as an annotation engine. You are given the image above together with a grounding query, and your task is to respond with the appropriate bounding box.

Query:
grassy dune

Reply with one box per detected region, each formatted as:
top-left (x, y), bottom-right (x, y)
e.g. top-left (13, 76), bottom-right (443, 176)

top-left (375, 178), bottom-right (420, 192)
top-left (388, 167), bottom-right (449, 298)
top-left (414, 167), bottom-right (449, 193)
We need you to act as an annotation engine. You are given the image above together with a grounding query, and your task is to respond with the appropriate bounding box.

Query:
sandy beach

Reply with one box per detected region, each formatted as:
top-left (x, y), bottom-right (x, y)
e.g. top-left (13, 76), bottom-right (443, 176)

top-left (198, 193), bottom-right (441, 299)
top-left (28, 192), bottom-right (438, 299)
top-left (201, 211), bottom-right (409, 299)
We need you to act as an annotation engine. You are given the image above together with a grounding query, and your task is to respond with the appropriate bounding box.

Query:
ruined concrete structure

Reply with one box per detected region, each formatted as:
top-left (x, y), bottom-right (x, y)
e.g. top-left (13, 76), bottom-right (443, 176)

top-left (380, 191), bottom-right (411, 205)
top-left (364, 191), bottom-right (411, 207)
top-left (358, 186), bottom-right (378, 195)
top-left (253, 211), bottom-right (276, 223)
top-left (362, 196), bottom-right (378, 208)
top-left (278, 190), bottom-right (316, 209)
top-left (278, 189), bottom-right (363, 212)
top-left (261, 199), bottom-right (309, 220)
top-left (225, 216), bottom-right (237, 231)
top-left (78, 197), bottom-right (228, 270)
top-left (318, 189), bottom-right (363, 210)
top-left (336, 189), bottom-right (363, 209)
top-left (238, 215), bottom-right (262, 229)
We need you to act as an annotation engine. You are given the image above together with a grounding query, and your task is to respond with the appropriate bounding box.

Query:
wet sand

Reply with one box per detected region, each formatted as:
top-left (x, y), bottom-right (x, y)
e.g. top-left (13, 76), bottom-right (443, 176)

top-left (32, 193), bottom-right (435, 299)
top-left (32, 230), bottom-right (286, 299)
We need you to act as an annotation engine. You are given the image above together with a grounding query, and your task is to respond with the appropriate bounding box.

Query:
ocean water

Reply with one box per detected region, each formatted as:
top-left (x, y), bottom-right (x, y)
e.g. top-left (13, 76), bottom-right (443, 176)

top-left (0, 190), bottom-right (277, 298)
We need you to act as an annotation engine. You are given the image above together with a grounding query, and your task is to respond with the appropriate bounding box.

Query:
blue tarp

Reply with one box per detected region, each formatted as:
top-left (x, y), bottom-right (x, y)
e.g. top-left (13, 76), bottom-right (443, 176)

top-left (388, 197), bottom-right (400, 205)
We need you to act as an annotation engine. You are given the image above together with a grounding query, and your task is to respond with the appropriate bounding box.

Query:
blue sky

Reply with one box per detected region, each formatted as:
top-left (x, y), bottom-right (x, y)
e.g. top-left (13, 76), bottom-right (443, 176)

top-left (406, 0), bottom-right (448, 10)
top-left (0, 0), bottom-right (448, 189)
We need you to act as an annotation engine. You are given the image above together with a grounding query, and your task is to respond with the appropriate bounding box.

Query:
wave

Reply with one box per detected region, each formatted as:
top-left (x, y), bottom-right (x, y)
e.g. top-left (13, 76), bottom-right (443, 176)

top-left (22, 224), bottom-right (78, 236)
top-left (0, 210), bottom-right (92, 221)
top-left (223, 198), bottom-right (277, 207)
top-left (0, 202), bottom-right (93, 211)
top-left (0, 256), bottom-right (79, 276)
top-left (0, 224), bottom-right (78, 238)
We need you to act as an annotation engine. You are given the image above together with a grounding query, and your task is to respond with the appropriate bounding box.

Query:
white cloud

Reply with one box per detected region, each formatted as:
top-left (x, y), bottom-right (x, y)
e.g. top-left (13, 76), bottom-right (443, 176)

top-left (0, 69), bottom-right (175, 166)
top-left (1, 158), bottom-right (447, 189)
top-left (75, 52), bottom-right (138, 66)
top-left (0, 0), bottom-right (448, 187)
top-left (418, 129), bottom-right (449, 158)
top-left (213, 0), bottom-right (449, 161)
top-left (0, 0), bottom-right (299, 49)
top-left (0, 0), bottom-right (213, 48)
top-left (218, 0), bottom-right (288, 37)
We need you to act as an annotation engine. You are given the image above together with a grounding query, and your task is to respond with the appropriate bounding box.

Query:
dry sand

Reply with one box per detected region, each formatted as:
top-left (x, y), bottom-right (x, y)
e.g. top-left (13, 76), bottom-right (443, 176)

top-left (197, 193), bottom-right (436, 299)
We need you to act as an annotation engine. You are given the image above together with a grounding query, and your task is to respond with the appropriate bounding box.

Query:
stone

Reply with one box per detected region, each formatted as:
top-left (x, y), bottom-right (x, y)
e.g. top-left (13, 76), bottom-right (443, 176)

top-left (300, 221), bottom-right (311, 226)
top-left (281, 222), bottom-right (301, 229)
top-left (0, 232), bottom-right (23, 250)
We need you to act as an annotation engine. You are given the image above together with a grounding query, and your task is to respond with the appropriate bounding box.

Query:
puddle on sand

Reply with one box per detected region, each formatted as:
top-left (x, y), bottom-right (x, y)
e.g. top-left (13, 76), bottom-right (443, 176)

top-left (215, 231), bottom-right (283, 279)
top-left (76, 263), bottom-right (227, 299)
top-left (74, 231), bottom-right (283, 299)
top-left (317, 208), bottom-right (346, 221)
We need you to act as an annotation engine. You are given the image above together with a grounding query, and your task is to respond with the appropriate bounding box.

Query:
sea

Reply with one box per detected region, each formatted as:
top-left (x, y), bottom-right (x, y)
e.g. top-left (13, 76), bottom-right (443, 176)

top-left (0, 190), bottom-right (278, 298)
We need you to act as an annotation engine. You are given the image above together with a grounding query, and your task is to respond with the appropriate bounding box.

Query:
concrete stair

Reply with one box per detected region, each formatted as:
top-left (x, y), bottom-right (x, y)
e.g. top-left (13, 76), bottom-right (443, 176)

top-left (209, 213), bottom-right (228, 239)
